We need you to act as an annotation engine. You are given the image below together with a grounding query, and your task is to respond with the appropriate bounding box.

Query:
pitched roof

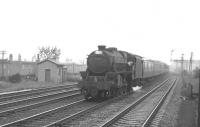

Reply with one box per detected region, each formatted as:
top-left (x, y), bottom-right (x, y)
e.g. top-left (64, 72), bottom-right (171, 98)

top-left (37, 59), bottom-right (64, 66)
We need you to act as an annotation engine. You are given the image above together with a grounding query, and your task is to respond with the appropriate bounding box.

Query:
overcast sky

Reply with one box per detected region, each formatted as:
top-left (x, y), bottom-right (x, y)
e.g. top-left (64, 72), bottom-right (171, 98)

top-left (0, 0), bottom-right (199, 64)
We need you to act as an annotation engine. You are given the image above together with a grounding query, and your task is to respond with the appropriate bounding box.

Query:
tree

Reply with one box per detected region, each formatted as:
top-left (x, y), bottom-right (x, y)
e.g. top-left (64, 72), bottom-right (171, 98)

top-left (38, 46), bottom-right (61, 60)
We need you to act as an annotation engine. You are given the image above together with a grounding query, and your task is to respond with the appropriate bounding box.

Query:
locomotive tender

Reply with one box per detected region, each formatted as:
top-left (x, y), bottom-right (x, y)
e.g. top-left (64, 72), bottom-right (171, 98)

top-left (79, 45), bottom-right (169, 100)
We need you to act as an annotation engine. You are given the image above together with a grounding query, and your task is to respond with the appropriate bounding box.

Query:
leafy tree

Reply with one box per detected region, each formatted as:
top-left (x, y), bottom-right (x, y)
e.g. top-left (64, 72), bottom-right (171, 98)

top-left (38, 46), bottom-right (61, 60)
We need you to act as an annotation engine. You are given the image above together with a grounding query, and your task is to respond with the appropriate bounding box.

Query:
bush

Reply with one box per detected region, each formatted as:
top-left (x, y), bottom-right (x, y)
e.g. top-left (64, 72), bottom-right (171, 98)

top-left (9, 73), bottom-right (21, 83)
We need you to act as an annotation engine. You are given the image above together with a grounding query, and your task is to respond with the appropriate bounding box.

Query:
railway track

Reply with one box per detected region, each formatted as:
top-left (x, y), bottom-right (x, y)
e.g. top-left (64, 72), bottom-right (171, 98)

top-left (0, 88), bottom-right (80, 108)
top-left (100, 77), bottom-right (178, 127)
top-left (0, 77), bottom-right (173, 127)
top-left (0, 95), bottom-right (121, 127)
top-left (0, 83), bottom-right (80, 112)
top-left (0, 90), bottom-right (84, 126)
top-left (0, 84), bottom-right (78, 102)
top-left (0, 87), bottom-right (81, 115)
top-left (53, 77), bottom-right (171, 127)
top-left (0, 82), bottom-right (138, 127)
top-left (30, 78), bottom-right (170, 127)
top-left (0, 84), bottom-right (83, 127)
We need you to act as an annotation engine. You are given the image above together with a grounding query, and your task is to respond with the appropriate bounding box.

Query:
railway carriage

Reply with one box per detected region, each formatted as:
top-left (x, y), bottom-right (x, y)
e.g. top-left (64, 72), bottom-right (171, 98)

top-left (79, 45), bottom-right (168, 100)
top-left (143, 60), bottom-right (166, 79)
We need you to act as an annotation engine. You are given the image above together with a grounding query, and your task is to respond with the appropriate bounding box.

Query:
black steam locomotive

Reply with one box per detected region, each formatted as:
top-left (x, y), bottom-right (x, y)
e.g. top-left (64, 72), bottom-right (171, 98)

top-left (79, 45), bottom-right (168, 100)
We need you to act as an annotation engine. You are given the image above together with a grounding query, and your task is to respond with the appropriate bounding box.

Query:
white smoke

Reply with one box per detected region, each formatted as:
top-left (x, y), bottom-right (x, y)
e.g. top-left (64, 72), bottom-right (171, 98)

top-left (132, 86), bottom-right (142, 91)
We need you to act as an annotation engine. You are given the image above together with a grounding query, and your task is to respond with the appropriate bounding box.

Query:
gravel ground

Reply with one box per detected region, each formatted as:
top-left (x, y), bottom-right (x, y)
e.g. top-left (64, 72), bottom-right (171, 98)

top-left (0, 80), bottom-right (77, 93)
top-left (182, 74), bottom-right (199, 94)
top-left (17, 101), bottom-right (99, 127)
top-left (112, 79), bottom-right (173, 127)
top-left (67, 90), bottom-right (147, 127)
top-left (156, 74), bottom-right (198, 127)
top-left (150, 77), bottom-right (180, 127)
top-left (176, 74), bottom-right (198, 127)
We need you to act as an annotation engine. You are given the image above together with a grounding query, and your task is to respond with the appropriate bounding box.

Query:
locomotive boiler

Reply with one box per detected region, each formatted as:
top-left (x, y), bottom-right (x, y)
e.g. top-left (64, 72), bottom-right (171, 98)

top-left (87, 45), bottom-right (128, 75)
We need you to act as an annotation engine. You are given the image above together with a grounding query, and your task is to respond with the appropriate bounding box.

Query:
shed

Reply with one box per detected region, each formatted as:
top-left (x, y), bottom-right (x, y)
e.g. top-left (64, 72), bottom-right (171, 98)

top-left (37, 59), bottom-right (64, 83)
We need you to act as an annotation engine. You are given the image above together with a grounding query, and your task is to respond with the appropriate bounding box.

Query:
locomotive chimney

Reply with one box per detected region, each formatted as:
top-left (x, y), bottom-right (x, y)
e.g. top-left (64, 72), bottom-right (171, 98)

top-left (98, 45), bottom-right (106, 50)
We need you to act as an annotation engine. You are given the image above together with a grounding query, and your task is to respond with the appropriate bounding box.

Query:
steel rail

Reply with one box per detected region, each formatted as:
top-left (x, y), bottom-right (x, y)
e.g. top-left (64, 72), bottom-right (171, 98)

top-left (0, 88), bottom-right (80, 109)
top-left (0, 84), bottom-right (77, 101)
top-left (0, 99), bottom-right (85, 127)
top-left (0, 84), bottom-right (76, 97)
top-left (141, 78), bottom-right (178, 127)
top-left (44, 78), bottom-right (170, 127)
top-left (0, 92), bottom-right (81, 116)
top-left (44, 94), bottom-right (130, 127)
top-left (100, 78), bottom-right (171, 127)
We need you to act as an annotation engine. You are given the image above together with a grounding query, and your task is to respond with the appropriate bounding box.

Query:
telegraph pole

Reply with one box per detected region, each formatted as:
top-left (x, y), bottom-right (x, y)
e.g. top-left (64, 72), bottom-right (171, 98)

top-left (0, 50), bottom-right (7, 80)
top-left (189, 52), bottom-right (193, 73)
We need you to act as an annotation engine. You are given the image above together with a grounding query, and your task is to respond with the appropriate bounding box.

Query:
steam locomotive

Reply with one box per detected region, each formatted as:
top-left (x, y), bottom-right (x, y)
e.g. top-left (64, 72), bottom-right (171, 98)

top-left (79, 45), bottom-right (169, 100)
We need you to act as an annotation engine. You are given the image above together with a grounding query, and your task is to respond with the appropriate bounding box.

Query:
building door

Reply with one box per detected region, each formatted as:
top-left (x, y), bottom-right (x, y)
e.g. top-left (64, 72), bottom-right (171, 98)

top-left (45, 69), bottom-right (51, 82)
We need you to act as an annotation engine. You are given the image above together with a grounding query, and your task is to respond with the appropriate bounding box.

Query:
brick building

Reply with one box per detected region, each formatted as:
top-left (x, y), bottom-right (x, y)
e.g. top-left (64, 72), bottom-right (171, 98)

top-left (0, 59), bottom-right (37, 79)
